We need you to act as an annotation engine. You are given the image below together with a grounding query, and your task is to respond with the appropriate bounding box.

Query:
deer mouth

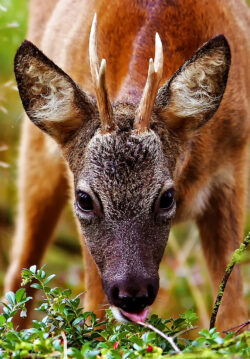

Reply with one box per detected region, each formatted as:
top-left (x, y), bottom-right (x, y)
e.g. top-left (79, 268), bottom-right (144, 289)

top-left (111, 306), bottom-right (150, 323)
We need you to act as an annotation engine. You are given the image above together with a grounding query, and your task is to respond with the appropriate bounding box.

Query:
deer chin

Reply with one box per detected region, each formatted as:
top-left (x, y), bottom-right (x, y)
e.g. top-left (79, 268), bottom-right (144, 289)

top-left (111, 306), bottom-right (150, 323)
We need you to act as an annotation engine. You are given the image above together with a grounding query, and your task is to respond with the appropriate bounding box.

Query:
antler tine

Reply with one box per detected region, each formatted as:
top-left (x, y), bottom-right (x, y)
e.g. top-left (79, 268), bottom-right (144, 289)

top-left (154, 33), bottom-right (163, 79)
top-left (89, 14), bottom-right (99, 85)
top-left (89, 14), bottom-right (115, 133)
top-left (134, 33), bottom-right (163, 132)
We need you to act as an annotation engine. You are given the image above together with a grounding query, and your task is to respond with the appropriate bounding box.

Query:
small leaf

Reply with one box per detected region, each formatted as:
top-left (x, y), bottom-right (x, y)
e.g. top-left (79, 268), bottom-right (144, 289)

top-left (53, 339), bottom-right (62, 351)
top-left (3, 307), bottom-right (10, 315)
top-left (29, 265), bottom-right (37, 274)
top-left (6, 292), bottom-right (15, 305)
top-left (1, 302), bottom-right (11, 310)
top-left (142, 331), bottom-right (156, 343)
top-left (15, 288), bottom-right (26, 303)
top-left (44, 274), bottom-right (56, 285)
top-left (72, 315), bottom-right (85, 326)
top-left (38, 270), bottom-right (46, 279)
top-left (0, 314), bottom-right (6, 325)
top-left (22, 268), bottom-right (31, 275)
top-left (30, 283), bottom-right (43, 290)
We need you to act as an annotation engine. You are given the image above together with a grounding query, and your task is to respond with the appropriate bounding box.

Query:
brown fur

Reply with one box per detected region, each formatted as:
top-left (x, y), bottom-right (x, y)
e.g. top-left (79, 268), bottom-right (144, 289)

top-left (4, 0), bottom-right (250, 331)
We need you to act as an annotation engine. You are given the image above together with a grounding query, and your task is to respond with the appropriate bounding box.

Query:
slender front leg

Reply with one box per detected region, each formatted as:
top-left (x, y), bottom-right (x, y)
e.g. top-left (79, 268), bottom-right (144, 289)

top-left (4, 118), bottom-right (69, 326)
top-left (197, 167), bottom-right (248, 332)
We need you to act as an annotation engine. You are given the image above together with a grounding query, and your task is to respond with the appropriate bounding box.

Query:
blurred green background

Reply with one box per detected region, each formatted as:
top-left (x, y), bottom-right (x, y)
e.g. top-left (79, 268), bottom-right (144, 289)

top-left (0, 0), bottom-right (249, 330)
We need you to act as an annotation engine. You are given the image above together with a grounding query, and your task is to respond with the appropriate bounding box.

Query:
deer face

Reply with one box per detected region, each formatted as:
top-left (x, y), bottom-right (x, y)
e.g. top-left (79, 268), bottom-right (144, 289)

top-left (14, 16), bottom-right (230, 322)
top-left (66, 109), bottom-right (178, 320)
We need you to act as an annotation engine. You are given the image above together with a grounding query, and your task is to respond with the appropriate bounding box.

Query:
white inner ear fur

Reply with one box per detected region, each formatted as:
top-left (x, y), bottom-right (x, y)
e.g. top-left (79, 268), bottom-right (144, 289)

top-left (25, 61), bottom-right (75, 122)
top-left (169, 49), bottom-right (226, 119)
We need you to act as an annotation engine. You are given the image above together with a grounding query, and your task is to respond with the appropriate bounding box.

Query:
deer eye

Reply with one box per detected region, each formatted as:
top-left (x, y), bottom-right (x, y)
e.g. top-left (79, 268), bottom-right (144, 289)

top-left (76, 191), bottom-right (93, 211)
top-left (159, 188), bottom-right (175, 210)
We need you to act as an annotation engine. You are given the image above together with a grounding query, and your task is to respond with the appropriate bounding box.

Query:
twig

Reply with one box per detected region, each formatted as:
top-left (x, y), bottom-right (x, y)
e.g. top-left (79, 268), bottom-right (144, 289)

top-left (172, 326), bottom-right (198, 339)
top-left (223, 320), bottom-right (250, 334)
top-left (209, 232), bottom-right (250, 329)
top-left (138, 321), bottom-right (181, 353)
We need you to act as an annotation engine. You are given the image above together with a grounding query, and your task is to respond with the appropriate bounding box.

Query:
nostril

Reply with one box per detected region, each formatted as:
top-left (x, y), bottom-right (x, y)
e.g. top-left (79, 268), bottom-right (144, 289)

top-left (118, 293), bottom-right (150, 313)
top-left (106, 278), bottom-right (159, 312)
top-left (147, 284), bottom-right (154, 298)
top-left (111, 286), bottom-right (119, 300)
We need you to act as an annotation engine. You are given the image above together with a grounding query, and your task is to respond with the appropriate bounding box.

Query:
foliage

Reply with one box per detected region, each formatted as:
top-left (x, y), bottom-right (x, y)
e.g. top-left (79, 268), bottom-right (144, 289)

top-left (0, 266), bottom-right (249, 359)
top-left (0, 0), bottom-right (249, 331)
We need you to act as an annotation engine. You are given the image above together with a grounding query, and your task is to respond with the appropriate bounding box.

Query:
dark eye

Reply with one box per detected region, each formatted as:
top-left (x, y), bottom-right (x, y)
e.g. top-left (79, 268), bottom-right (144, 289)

top-left (159, 188), bottom-right (175, 210)
top-left (77, 191), bottom-right (93, 211)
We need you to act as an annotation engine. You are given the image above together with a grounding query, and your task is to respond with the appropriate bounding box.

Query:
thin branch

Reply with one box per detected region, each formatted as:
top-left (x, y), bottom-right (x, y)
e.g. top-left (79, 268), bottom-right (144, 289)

top-left (223, 320), bottom-right (250, 334)
top-left (172, 326), bottom-right (198, 339)
top-left (138, 321), bottom-right (181, 353)
top-left (210, 232), bottom-right (250, 329)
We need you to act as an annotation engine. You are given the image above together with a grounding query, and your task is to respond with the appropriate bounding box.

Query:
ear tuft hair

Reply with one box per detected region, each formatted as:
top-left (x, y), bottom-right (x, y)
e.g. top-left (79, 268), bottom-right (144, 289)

top-left (156, 35), bottom-right (231, 138)
top-left (15, 41), bottom-right (94, 144)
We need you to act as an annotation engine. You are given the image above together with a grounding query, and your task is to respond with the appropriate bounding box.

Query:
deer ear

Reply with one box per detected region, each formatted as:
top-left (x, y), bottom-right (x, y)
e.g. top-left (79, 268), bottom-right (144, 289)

top-left (156, 35), bottom-right (231, 139)
top-left (15, 41), bottom-right (95, 144)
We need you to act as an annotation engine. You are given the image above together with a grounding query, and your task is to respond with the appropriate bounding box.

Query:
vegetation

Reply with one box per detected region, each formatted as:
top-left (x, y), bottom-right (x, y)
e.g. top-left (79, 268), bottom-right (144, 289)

top-left (0, 265), bottom-right (249, 359)
top-left (0, 234), bottom-right (249, 358)
top-left (0, 1), bottom-right (249, 357)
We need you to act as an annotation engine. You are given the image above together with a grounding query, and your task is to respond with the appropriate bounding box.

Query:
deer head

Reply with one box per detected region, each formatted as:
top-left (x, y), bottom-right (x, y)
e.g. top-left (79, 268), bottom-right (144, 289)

top-left (14, 15), bottom-right (230, 322)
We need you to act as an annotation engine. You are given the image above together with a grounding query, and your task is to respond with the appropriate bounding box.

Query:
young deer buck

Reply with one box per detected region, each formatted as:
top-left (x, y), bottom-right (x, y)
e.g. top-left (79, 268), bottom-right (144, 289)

top-left (4, 0), bottom-right (250, 330)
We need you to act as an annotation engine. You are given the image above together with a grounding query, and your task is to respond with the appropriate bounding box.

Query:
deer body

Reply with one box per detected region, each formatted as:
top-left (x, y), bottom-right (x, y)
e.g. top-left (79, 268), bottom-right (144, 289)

top-left (5, 0), bottom-right (250, 329)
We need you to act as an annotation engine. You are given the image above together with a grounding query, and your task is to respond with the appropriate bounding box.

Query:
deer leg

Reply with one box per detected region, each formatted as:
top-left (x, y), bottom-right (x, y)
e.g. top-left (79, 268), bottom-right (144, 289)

top-left (196, 167), bottom-right (248, 332)
top-left (3, 118), bottom-right (69, 325)
top-left (82, 240), bottom-right (107, 319)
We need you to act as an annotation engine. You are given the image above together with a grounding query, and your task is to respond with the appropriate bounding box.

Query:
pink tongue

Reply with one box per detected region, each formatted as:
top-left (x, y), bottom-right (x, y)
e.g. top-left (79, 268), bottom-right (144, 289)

top-left (121, 307), bottom-right (150, 323)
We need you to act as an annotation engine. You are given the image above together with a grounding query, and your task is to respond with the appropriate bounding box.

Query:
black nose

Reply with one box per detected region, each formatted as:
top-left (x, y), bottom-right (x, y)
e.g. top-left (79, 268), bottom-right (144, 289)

top-left (105, 277), bottom-right (159, 313)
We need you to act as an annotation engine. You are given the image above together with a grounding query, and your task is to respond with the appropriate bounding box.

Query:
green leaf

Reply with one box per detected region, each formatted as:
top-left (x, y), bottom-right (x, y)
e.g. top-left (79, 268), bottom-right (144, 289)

top-left (6, 291), bottom-right (15, 305)
top-left (133, 343), bottom-right (143, 351)
top-left (183, 309), bottom-right (198, 323)
top-left (30, 283), bottom-right (43, 290)
top-left (142, 331), bottom-right (156, 343)
top-left (15, 288), bottom-right (26, 303)
top-left (38, 270), bottom-right (46, 279)
top-left (6, 331), bottom-right (20, 342)
top-left (53, 339), bottom-right (62, 351)
top-left (63, 289), bottom-right (72, 298)
top-left (44, 274), bottom-right (56, 285)
top-left (72, 315), bottom-right (85, 326)
top-left (1, 302), bottom-right (11, 310)
top-left (129, 336), bottom-right (143, 346)
top-left (3, 306), bottom-right (10, 315)
top-left (0, 314), bottom-right (6, 326)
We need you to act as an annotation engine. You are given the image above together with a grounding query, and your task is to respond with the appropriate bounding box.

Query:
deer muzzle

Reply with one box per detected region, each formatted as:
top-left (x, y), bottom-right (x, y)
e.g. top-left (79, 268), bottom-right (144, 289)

top-left (103, 275), bottom-right (159, 323)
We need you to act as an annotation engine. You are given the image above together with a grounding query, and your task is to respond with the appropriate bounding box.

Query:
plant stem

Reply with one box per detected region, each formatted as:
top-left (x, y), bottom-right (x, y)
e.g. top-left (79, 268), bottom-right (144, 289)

top-left (172, 326), bottom-right (198, 339)
top-left (223, 320), bottom-right (250, 334)
top-left (209, 232), bottom-right (250, 329)
top-left (138, 321), bottom-right (181, 353)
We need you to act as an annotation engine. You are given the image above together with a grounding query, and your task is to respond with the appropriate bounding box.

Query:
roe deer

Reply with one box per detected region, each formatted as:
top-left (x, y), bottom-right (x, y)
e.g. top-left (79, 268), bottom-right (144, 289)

top-left (4, 0), bottom-right (250, 330)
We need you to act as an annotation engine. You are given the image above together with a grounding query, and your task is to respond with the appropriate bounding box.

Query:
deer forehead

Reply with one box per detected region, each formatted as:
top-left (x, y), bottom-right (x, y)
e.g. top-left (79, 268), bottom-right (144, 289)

top-left (76, 129), bottom-right (171, 214)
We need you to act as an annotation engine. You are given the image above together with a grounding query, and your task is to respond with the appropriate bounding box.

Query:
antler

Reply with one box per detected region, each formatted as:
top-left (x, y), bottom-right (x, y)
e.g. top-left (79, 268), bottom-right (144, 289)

top-left (89, 14), bottom-right (115, 133)
top-left (134, 33), bottom-right (163, 132)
